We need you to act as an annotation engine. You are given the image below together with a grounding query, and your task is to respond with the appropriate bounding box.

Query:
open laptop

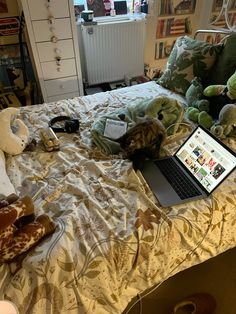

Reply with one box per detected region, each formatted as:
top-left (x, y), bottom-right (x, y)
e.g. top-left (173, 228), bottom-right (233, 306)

top-left (140, 126), bottom-right (236, 207)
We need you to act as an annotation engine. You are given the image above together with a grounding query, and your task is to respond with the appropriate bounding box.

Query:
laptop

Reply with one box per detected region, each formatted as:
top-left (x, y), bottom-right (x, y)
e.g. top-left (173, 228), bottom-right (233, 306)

top-left (140, 125), bottom-right (236, 207)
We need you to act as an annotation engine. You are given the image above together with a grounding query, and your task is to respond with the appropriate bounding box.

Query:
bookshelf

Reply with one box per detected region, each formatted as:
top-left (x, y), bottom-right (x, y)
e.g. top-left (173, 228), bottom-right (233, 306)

top-left (209, 0), bottom-right (236, 30)
top-left (155, 0), bottom-right (197, 61)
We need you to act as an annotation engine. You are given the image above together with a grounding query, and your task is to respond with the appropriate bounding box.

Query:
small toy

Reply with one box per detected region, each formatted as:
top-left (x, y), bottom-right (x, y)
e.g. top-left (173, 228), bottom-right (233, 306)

top-left (185, 72), bottom-right (236, 131)
top-left (40, 127), bottom-right (60, 152)
top-left (0, 107), bottom-right (29, 155)
top-left (0, 194), bottom-right (56, 262)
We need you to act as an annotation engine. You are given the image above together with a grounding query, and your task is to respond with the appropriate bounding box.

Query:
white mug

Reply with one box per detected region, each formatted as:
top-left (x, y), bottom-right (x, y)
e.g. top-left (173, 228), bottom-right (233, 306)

top-left (81, 10), bottom-right (94, 22)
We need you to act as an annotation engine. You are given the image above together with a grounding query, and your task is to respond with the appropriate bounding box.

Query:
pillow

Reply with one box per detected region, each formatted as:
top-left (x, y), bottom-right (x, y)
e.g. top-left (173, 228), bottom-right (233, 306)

top-left (203, 33), bottom-right (236, 86)
top-left (157, 36), bottom-right (223, 95)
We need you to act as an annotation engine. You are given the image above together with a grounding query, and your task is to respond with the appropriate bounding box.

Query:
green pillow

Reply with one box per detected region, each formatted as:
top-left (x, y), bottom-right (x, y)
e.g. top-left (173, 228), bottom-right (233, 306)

top-left (203, 33), bottom-right (236, 86)
top-left (157, 36), bottom-right (223, 95)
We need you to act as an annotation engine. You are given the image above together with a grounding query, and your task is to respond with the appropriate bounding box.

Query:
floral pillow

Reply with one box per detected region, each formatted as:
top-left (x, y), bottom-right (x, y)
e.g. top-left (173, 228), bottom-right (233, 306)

top-left (157, 36), bottom-right (223, 95)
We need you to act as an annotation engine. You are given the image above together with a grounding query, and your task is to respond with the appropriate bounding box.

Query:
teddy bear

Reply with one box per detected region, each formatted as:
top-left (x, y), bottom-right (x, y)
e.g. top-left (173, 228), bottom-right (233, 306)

top-left (0, 107), bottom-right (29, 155)
top-left (185, 72), bottom-right (236, 131)
top-left (0, 193), bottom-right (56, 262)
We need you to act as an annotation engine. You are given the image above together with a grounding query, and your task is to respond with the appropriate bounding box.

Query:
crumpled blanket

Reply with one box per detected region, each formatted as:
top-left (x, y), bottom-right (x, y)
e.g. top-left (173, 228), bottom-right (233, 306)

top-left (91, 96), bottom-right (185, 154)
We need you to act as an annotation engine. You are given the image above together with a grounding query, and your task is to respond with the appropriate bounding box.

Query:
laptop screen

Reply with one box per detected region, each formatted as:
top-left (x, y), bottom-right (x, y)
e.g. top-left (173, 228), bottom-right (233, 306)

top-left (175, 126), bottom-right (236, 193)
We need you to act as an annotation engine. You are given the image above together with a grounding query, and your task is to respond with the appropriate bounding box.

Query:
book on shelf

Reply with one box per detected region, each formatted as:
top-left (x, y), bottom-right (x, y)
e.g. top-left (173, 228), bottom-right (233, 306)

top-left (212, 0), bottom-right (223, 12)
top-left (159, 0), bottom-right (196, 15)
top-left (173, 0), bottom-right (196, 14)
top-left (205, 33), bottom-right (225, 44)
top-left (229, 12), bottom-right (236, 28)
top-left (156, 17), bottom-right (191, 38)
top-left (230, 0), bottom-right (236, 10)
top-left (212, 0), bottom-right (236, 12)
top-left (210, 12), bottom-right (236, 29)
top-left (210, 14), bottom-right (227, 28)
top-left (155, 39), bottom-right (176, 59)
top-left (159, 0), bottom-right (174, 15)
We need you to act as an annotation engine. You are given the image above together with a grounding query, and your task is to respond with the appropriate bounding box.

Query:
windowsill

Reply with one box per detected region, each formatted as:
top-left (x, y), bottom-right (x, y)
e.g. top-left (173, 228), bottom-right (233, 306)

top-left (77, 12), bottom-right (146, 25)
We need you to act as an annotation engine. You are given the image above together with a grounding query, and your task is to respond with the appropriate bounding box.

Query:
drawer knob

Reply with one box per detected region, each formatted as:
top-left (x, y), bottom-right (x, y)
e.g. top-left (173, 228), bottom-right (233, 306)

top-left (51, 35), bottom-right (58, 43)
top-left (48, 15), bottom-right (55, 24)
top-left (59, 84), bottom-right (64, 90)
top-left (54, 48), bottom-right (61, 54)
top-left (56, 57), bottom-right (61, 66)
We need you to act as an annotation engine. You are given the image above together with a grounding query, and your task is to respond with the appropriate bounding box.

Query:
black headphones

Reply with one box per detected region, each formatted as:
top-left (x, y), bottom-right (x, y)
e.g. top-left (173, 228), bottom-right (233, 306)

top-left (49, 116), bottom-right (80, 133)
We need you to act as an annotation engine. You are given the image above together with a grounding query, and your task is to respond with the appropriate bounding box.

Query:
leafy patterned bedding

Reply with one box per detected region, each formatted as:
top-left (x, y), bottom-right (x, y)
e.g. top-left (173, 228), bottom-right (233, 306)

top-left (1, 82), bottom-right (236, 314)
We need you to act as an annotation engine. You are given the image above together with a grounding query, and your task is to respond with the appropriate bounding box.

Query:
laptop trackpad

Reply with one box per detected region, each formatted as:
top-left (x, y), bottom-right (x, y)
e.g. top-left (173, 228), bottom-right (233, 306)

top-left (141, 160), bottom-right (182, 207)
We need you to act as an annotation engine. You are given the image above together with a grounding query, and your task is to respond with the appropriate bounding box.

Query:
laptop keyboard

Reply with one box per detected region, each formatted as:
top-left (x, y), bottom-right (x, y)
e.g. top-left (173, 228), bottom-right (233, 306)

top-left (155, 158), bottom-right (202, 200)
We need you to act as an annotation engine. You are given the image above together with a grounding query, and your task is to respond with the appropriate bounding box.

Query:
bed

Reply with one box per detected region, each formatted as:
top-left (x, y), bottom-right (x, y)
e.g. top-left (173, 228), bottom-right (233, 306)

top-left (1, 32), bottom-right (236, 314)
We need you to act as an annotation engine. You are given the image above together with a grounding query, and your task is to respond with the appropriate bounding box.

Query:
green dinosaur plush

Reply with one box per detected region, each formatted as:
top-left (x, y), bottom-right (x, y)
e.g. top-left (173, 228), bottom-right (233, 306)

top-left (185, 77), bottom-right (209, 111)
top-left (186, 72), bottom-right (236, 129)
top-left (210, 104), bottom-right (236, 138)
top-left (185, 77), bottom-right (212, 128)
top-left (186, 107), bottom-right (213, 129)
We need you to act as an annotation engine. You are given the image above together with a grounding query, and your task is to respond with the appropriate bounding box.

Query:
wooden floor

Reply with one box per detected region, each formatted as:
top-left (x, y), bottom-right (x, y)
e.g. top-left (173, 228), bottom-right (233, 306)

top-left (124, 247), bottom-right (236, 314)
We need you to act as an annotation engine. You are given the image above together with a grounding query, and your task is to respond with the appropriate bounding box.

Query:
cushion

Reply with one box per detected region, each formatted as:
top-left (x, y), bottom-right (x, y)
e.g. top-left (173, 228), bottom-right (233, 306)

top-left (203, 33), bottom-right (236, 86)
top-left (157, 36), bottom-right (223, 95)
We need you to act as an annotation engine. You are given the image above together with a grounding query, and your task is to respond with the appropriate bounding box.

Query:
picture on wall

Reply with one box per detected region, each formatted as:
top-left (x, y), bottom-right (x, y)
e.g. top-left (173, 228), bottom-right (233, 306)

top-left (0, 0), bottom-right (8, 13)
top-left (87, 0), bottom-right (105, 16)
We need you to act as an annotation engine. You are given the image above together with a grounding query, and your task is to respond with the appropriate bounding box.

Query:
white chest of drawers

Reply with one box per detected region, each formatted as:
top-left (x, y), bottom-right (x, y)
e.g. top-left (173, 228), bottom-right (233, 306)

top-left (18, 0), bottom-right (84, 103)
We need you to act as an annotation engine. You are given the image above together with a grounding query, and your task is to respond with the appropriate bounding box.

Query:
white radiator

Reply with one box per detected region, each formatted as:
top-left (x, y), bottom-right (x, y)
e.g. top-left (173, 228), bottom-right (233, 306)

top-left (80, 19), bottom-right (146, 86)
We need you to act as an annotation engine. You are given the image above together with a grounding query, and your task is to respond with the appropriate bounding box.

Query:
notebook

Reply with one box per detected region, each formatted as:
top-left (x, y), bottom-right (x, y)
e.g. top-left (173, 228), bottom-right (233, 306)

top-left (140, 126), bottom-right (236, 207)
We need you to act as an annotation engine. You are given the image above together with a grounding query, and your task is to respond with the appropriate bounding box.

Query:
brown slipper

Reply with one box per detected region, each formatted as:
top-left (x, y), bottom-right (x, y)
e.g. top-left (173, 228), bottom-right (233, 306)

top-left (172, 293), bottom-right (216, 314)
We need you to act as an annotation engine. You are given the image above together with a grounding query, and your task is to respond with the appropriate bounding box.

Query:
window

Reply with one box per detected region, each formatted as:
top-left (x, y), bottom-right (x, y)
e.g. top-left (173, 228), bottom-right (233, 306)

top-left (74, 0), bottom-right (134, 16)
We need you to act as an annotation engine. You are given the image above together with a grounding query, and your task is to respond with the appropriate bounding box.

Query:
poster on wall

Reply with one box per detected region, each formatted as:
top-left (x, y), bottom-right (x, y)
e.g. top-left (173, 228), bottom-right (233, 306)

top-left (87, 0), bottom-right (105, 17)
top-left (0, 0), bottom-right (8, 13)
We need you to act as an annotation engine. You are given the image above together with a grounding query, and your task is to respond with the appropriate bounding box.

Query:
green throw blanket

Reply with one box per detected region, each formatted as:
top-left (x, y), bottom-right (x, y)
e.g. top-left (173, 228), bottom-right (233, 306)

top-left (91, 96), bottom-right (184, 154)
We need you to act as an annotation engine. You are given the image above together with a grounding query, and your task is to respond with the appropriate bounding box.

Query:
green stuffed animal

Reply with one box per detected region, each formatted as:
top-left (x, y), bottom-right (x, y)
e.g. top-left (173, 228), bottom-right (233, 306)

top-left (185, 77), bottom-right (209, 111)
top-left (186, 71), bottom-right (236, 130)
top-left (210, 104), bottom-right (236, 139)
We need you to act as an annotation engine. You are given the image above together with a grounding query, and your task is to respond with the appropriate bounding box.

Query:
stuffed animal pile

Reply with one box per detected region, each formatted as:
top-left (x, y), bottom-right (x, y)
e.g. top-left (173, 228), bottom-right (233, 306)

top-left (185, 72), bottom-right (236, 138)
top-left (0, 107), bottom-right (56, 262)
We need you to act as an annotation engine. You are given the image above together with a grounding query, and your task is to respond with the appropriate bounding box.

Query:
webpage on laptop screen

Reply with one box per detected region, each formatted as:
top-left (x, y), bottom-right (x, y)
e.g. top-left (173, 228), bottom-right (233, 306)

top-left (176, 128), bottom-right (236, 193)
